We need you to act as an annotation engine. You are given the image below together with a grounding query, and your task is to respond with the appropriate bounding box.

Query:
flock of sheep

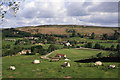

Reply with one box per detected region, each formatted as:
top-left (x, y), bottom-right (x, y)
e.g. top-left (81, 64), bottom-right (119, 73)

top-left (9, 60), bottom-right (116, 71)
top-left (94, 61), bottom-right (116, 68)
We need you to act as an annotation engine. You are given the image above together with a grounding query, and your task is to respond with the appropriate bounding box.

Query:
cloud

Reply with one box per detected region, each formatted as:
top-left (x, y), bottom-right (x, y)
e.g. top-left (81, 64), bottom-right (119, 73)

top-left (88, 2), bottom-right (118, 12)
top-left (0, 0), bottom-right (118, 28)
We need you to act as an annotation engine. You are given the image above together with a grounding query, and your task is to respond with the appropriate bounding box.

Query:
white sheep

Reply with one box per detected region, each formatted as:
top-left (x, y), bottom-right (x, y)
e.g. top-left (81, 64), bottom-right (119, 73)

top-left (33, 60), bottom-right (40, 64)
top-left (63, 62), bottom-right (70, 67)
top-left (9, 66), bottom-right (16, 70)
top-left (109, 65), bottom-right (116, 69)
top-left (65, 58), bottom-right (71, 61)
top-left (94, 61), bottom-right (102, 66)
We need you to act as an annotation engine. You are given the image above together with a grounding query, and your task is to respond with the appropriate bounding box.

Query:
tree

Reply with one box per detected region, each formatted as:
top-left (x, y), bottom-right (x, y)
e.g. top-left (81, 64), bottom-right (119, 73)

top-left (110, 45), bottom-right (114, 51)
top-left (117, 44), bottom-right (120, 52)
top-left (77, 33), bottom-right (81, 37)
top-left (102, 34), bottom-right (108, 40)
top-left (26, 51), bottom-right (29, 55)
top-left (114, 30), bottom-right (119, 40)
top-left (47, 45), bottom-right (57, 53)
top-left (96, 52), bottom-right (103, 58)
top-left (0, 0), bottom-right (24, 24)
top-left (109, 53), bottom-right (114, 57)
top-left (90, 32), bottom-right (95, 39)
top-left (71, 30), bottom-right (76, 37)
top-left (94, 43), bottom-right (101, 49)
top-left (85, 43), bottom-right (92, 48)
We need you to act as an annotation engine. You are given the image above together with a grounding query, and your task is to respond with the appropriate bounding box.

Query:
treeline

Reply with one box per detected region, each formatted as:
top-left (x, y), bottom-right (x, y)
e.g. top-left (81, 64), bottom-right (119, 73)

top-left (2, 28), bottom-right (32, 38)
top-left (102, 30), bottom-right (119, 40)
top-left (2, 28), bottom-right (68, 40)
top-left (2, 46), bottom-right (23, 56)
top-left (84, 43), bottom-right (120, 51)
top-left (85, 43), bottom-right (120, 57)
top-left (66, 29), bottom-right (120, 40)
top-left (2, 44), bottom-right (59, 57)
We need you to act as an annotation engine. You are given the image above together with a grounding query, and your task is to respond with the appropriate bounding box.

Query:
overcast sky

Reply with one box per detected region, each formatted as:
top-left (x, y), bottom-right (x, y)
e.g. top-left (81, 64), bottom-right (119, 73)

top-left (0, 0), bottom-right (119, 28)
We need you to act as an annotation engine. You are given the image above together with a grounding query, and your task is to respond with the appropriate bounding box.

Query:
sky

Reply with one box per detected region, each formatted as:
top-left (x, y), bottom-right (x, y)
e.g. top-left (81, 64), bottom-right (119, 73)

top-left (0, 0), bottom-right (119, 28)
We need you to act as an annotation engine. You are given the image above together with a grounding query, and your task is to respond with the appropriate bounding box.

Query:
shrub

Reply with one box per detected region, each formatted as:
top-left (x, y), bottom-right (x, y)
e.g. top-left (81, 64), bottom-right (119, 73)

top-left (96, 52), bottom-right (103, 58)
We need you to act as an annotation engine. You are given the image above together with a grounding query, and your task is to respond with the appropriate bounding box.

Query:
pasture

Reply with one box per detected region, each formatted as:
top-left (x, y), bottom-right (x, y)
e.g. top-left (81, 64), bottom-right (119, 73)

top-left (2, 48), bottom-right (119, 78)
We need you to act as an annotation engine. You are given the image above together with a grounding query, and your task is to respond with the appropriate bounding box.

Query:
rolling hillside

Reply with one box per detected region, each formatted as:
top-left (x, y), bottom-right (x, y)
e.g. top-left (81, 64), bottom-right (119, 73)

top-left (16, 25), bottom-right (119, 35)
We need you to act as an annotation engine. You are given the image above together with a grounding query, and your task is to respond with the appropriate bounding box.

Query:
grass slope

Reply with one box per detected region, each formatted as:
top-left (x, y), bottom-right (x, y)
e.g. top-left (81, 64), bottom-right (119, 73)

top-left (16, 25), bottom-right (119, 35)
top-left (2, 49), bottom-right (119, 78)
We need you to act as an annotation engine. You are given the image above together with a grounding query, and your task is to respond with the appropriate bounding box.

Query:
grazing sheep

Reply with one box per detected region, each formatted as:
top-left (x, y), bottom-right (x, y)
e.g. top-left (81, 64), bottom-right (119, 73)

top-left (65, 58), bottom-right (71, 61)
top-left (94, 61), bottom-right (102, 66)
top-left (9, 66), bottom-right (16, 70)
top-left (109, 65), bottom-right (116, 69)
top-left (33, 60), bottom-right (40, 64)
top-left (62, 62), bottom-right (70, 67)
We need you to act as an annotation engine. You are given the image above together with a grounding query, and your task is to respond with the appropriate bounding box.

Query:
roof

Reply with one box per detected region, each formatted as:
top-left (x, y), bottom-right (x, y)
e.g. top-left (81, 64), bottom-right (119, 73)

top-left (56, 54), bottom-right (66, 57)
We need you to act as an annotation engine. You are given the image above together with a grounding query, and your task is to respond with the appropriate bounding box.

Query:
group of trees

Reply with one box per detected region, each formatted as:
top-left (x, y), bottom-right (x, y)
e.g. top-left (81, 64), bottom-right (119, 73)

top-left (2, 44), bottom-right (59, 56)
top-left (29, 45), bottom-right (58, 55)
top-left (102, 30), bottom-right (119, 40)
top-left (2, 46), bottom-right (23, 56)
top-left (2, 44), bottom-right (11, 49)
top-left (89, 32), bottom-right (95, 39)
top-left (84, 42), bottom-right (120, 52)
top-left (2, 28), bottom-right (32, 38)
top-left (31, 45), bottom-right (47, 55)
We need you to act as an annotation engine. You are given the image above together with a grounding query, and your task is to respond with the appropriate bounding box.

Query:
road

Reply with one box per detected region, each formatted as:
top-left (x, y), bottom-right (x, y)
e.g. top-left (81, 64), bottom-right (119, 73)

top-left (42, 50), bottom-right (59, 59)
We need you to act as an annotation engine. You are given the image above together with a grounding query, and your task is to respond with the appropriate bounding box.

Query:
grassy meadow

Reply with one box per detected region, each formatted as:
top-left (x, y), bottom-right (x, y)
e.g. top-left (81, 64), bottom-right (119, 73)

top-left (2, 26), bottom-right (120, 79)
top-left (2, 48), bottom-right (119, 78)
top-left (16, 25), bottom-right (119, 35)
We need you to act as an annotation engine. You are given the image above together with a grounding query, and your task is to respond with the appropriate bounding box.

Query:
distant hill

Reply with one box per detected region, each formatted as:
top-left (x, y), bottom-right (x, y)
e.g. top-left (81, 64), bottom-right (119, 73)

top-left (16, 25), bottom-right (119, 35)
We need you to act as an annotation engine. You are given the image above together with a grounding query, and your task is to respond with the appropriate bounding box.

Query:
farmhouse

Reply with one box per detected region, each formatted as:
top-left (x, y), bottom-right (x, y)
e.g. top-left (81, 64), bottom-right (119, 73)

top-left (18, 50), bottom-right (31, 55)
top-left (36, 43), bottom-right (43, 45)
top-left (55, 54), bottom-right (66, 58)
top-left (34, 37), bottom-right (39, 40)
top-left (5, 39), bottom-right (16, 41)
top-left (13, 31), bottom-right (19, 34)
top-left (20, 41), bottom-right (25, 44)
top-left (31, 40), bottom-right (36, 44)
top-left (24, 37), bottom-right (34, 40)
top-left (50, 57), bottom-right (60, 62)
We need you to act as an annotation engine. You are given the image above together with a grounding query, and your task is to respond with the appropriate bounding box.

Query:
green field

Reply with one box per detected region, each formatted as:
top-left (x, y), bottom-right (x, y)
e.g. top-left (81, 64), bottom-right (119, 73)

top-left (48, 48), bottom-right (111, 60)
top-left (63, 37), bottom-right (117, 43)
top-left (2, 48), bottom-right (119, 78)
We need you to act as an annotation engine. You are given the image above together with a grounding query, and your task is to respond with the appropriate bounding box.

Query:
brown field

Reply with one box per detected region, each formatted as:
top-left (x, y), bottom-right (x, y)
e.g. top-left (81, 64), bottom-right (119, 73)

top-left (16, 25), bottom-right (119, 35)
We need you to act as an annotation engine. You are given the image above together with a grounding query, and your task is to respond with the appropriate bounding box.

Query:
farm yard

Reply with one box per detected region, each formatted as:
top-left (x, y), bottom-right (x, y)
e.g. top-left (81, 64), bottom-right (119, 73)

top-left (2, 48), bottom-right (119, 78)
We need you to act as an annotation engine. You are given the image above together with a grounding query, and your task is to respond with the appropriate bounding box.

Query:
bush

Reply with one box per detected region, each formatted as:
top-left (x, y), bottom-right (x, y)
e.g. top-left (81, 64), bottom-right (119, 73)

top-left (85, 42), bottom-right (92, 48)
top-left (94, 43), bottom-right (101, 49)
top-left (96, 52), bottom-right (103, 58)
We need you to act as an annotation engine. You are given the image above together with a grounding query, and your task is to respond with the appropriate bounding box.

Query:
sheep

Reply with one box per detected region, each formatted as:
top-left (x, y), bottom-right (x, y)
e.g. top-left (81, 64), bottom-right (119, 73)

top-left (65, 58), bottom-right (71, 61)
top-left (32, 60), bottom-right (40, 64)
top-left (109, 65), bottom-right (116, 69)
top-left (9, 66), bottom-right (16, 70)
top-left (62, 62), bottom-right (70, 67)
top-left (94, 61), bottom-right (102, 66)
